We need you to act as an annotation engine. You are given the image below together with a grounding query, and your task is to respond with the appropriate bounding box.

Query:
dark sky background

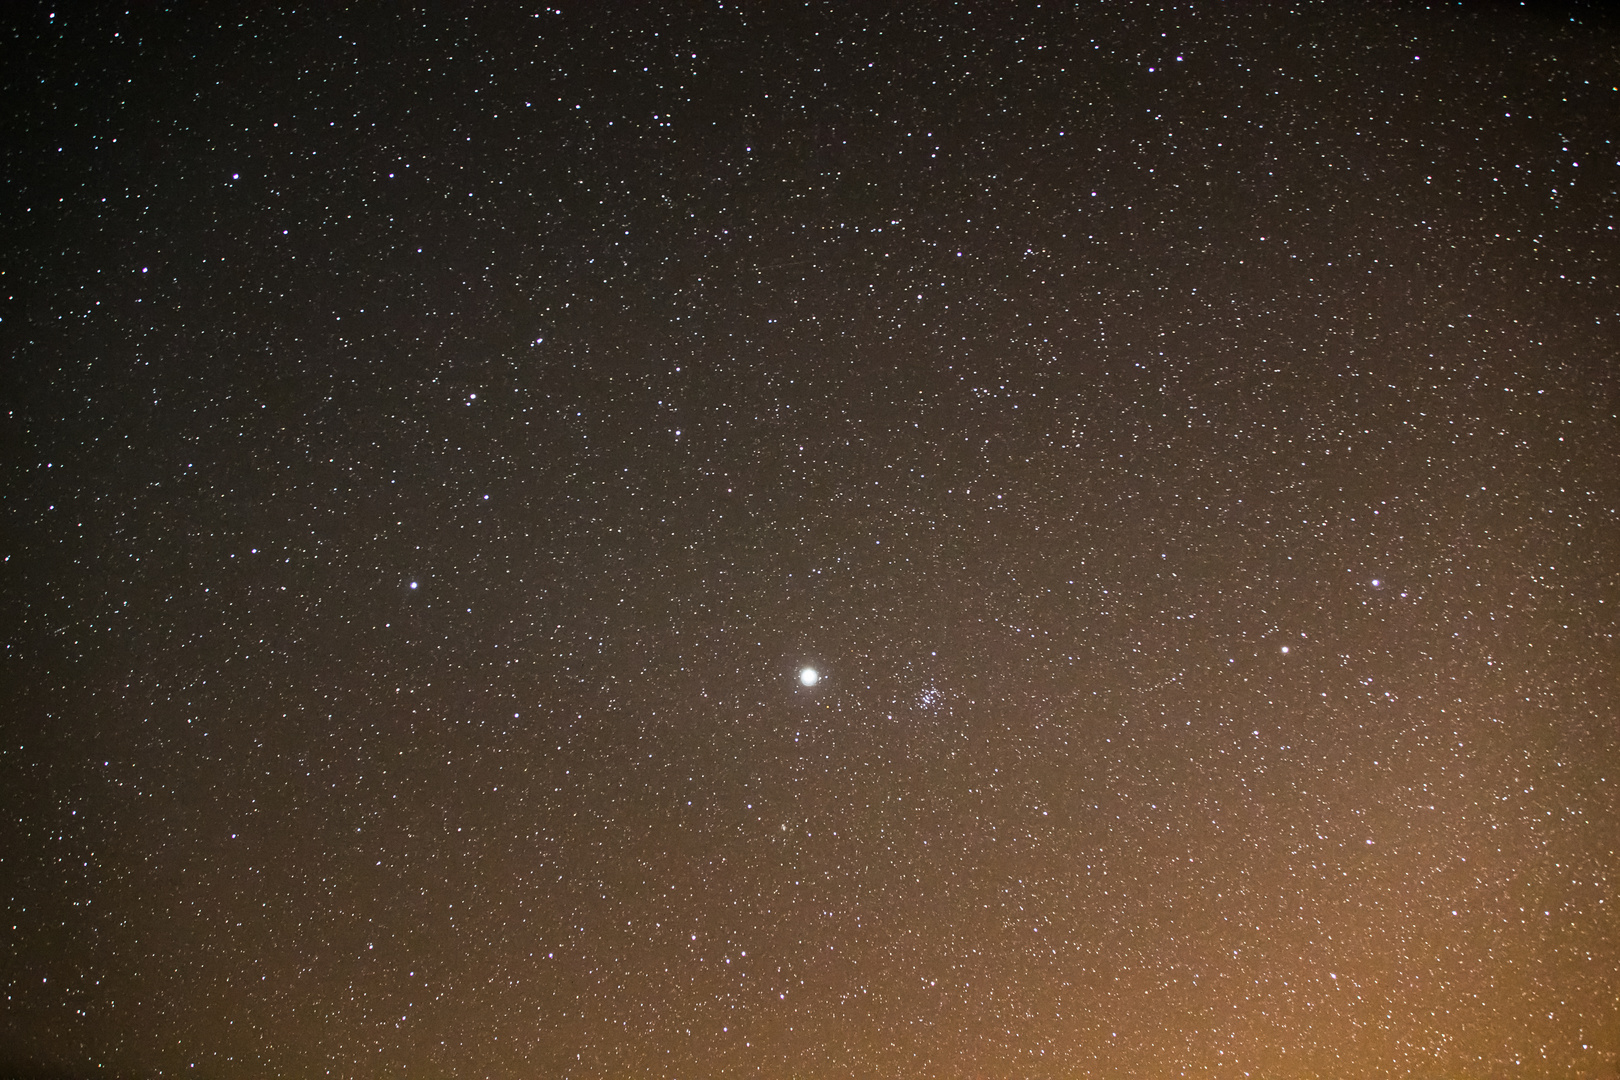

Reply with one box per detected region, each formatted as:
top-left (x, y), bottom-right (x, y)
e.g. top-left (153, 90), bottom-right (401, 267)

top-left (2, 2), bottom-right (1617, 1078)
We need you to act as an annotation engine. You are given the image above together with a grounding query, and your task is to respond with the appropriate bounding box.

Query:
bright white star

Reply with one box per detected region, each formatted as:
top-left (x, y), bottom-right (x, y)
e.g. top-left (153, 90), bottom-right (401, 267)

top-left (799, 667), bottom-right (819, 687)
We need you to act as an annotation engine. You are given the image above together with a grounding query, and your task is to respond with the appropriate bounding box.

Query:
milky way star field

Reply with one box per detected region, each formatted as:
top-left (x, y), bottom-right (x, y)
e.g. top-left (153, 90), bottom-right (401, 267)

top-left (2, 4), bottom-right (1617, 1079)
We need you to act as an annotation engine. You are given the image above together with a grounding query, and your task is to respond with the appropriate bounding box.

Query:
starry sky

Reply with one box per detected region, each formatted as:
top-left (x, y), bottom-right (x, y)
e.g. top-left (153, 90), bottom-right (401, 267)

top-left (3, 3), bottom-right (1618, 1078)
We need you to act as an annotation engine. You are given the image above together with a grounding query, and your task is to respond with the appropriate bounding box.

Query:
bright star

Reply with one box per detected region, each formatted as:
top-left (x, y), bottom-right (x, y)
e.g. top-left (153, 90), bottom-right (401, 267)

top-left (799, 667), bottom-right (819, 687)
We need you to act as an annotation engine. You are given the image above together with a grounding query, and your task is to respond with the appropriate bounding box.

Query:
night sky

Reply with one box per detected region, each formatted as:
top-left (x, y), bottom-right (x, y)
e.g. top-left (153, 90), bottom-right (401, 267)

top-left (3, 3), bottom-right (1618, 1078)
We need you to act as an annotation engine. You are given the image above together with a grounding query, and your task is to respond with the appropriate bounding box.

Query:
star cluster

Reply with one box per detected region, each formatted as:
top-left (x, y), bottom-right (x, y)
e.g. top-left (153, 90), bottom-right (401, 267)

top-left (2, 4), bottom-right (1617, 1078)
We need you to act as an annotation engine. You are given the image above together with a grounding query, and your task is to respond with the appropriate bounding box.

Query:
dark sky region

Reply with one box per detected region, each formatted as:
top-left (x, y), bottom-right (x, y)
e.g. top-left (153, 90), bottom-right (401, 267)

top-left (2, 2), bottom-right (1618, 1078)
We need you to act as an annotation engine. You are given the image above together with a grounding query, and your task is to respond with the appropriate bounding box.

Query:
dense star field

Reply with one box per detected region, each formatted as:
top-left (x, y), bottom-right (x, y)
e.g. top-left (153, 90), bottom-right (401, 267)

top-left (3, 3), bottom-right (1618, 1078)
